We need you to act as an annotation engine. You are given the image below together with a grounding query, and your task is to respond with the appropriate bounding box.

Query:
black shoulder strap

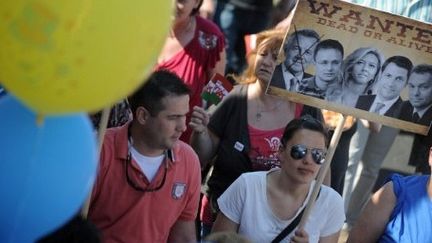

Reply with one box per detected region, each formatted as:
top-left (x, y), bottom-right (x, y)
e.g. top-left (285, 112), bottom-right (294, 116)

top-left (271, 187), bottom-right (322, 243)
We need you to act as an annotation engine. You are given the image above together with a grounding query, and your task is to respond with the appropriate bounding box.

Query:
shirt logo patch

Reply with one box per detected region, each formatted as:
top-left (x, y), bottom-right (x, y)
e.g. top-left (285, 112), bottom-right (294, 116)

top-left (172, 183), bottom-right (187, 200)
top-left (198, 31), bottom-right (217, 50)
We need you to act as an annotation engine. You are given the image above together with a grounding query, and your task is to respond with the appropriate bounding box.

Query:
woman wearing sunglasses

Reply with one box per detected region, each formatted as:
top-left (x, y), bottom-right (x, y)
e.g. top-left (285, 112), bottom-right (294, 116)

top-left (212, 116), bottom-right (345, 243)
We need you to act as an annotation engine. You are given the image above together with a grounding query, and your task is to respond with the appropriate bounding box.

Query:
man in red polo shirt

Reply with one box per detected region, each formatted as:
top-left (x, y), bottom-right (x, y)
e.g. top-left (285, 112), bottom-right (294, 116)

top-left (88, 70), bottom-right (201, 242)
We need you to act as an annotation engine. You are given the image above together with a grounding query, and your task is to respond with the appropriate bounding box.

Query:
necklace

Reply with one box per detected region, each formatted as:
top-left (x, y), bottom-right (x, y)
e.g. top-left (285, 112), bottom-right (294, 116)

top-left (170, 17), bottom-right (194, 37)
top-left (255, 99), bottom-right (284, 122)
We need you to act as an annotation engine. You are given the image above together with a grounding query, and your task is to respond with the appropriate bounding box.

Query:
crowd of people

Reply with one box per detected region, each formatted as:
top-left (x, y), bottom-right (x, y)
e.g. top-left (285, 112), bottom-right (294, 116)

top-left (26, 0), bottom-right (432, 242)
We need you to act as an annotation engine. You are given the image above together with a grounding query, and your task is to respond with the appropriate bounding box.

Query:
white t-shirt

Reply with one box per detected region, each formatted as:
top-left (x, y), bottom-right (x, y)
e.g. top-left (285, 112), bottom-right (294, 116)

top-left (131, 146), bottom-right (164, 181)
top-left (217, 170), bottom-right (345, 243)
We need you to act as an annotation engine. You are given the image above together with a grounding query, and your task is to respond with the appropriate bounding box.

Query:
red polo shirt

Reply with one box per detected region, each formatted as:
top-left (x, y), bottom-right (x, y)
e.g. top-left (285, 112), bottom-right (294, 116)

top-left (88, 123), bottom-right (201, 243)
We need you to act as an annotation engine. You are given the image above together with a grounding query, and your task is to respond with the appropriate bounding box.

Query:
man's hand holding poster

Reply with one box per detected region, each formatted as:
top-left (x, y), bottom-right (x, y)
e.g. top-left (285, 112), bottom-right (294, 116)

top-left (267, 0), bottom-right (432, 135)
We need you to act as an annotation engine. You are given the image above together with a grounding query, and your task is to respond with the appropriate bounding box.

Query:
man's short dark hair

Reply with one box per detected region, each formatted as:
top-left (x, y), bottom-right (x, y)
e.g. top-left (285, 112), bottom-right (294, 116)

top-left (313, 39), bottom-right (344, 60)
top-left (381, 56), bottom-right (413, 77)
top-left (411, 64), bottom-right (432, 81)
top-left (128, 70), bottom-right (190, 117)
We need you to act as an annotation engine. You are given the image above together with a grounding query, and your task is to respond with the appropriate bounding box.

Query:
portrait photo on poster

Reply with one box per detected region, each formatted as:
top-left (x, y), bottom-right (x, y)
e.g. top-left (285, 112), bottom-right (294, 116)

top-left (266, 0), bottom-right (432, 135)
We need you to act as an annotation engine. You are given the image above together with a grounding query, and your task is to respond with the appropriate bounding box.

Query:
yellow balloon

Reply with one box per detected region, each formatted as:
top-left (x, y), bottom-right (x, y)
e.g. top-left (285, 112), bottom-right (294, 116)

top-left (0, 1), bottom-right (171, 114)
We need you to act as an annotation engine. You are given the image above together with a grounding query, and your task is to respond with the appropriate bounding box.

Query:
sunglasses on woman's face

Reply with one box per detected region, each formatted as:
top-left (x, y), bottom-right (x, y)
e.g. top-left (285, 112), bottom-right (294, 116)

top-left (287, 144), bottom-right (326, 165)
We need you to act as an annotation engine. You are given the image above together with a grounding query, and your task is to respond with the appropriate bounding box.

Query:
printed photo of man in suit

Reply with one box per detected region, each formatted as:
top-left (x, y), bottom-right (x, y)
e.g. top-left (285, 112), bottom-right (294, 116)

top-left (399, 64), bottom-right (432, 174)
top-left (399, 64), bottom-right (432, 125)
top-left (269, 29), bottom-right (319, 91)
top-left (298, 39), bottom-right (344, 99)
top-left (355, 56), bottom-right (413, 118)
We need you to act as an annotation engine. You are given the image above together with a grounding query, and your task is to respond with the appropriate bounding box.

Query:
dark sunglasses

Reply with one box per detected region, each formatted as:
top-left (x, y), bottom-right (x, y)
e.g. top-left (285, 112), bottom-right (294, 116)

top-left (287, 144), bottom-right (326, 165)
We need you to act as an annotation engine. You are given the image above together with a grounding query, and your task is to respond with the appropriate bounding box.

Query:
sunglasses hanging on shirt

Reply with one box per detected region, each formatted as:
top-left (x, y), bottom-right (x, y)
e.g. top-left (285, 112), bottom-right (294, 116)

top-left (125, 125), bottom-right (168, 192)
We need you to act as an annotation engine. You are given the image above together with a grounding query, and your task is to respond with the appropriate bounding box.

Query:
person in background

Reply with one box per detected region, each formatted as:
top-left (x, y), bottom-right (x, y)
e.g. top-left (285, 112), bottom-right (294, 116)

top-left (344, 56), bottom-right (413, 229)
top-left (156, 0), bottom-right (226, 142)
top-left (270, 29), bottom-right (320, 92)
top-left (212, 116), bottom-right (345, 243)
top-left (88, 70), bottom-right (201, 243)
top-left (189, 29), bottom-right (323, 238)
top-left (207, 0), bottom-right (274, 75)
top-left (347, 146), bottom-right (432, 242)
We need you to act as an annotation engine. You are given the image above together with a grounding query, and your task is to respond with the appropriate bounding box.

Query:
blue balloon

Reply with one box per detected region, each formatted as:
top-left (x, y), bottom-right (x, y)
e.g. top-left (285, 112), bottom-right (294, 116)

top-left (0, 95), bottom-right (97, 243)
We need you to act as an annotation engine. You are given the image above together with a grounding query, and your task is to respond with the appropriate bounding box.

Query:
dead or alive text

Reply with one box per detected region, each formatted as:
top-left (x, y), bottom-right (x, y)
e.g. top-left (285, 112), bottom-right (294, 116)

top-left (307, 0), bottom-right (432, 53)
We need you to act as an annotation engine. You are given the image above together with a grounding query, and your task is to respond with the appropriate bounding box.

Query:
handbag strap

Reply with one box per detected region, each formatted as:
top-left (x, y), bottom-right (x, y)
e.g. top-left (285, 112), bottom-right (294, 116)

top-left (271, 187), bottom-right (321, 243)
